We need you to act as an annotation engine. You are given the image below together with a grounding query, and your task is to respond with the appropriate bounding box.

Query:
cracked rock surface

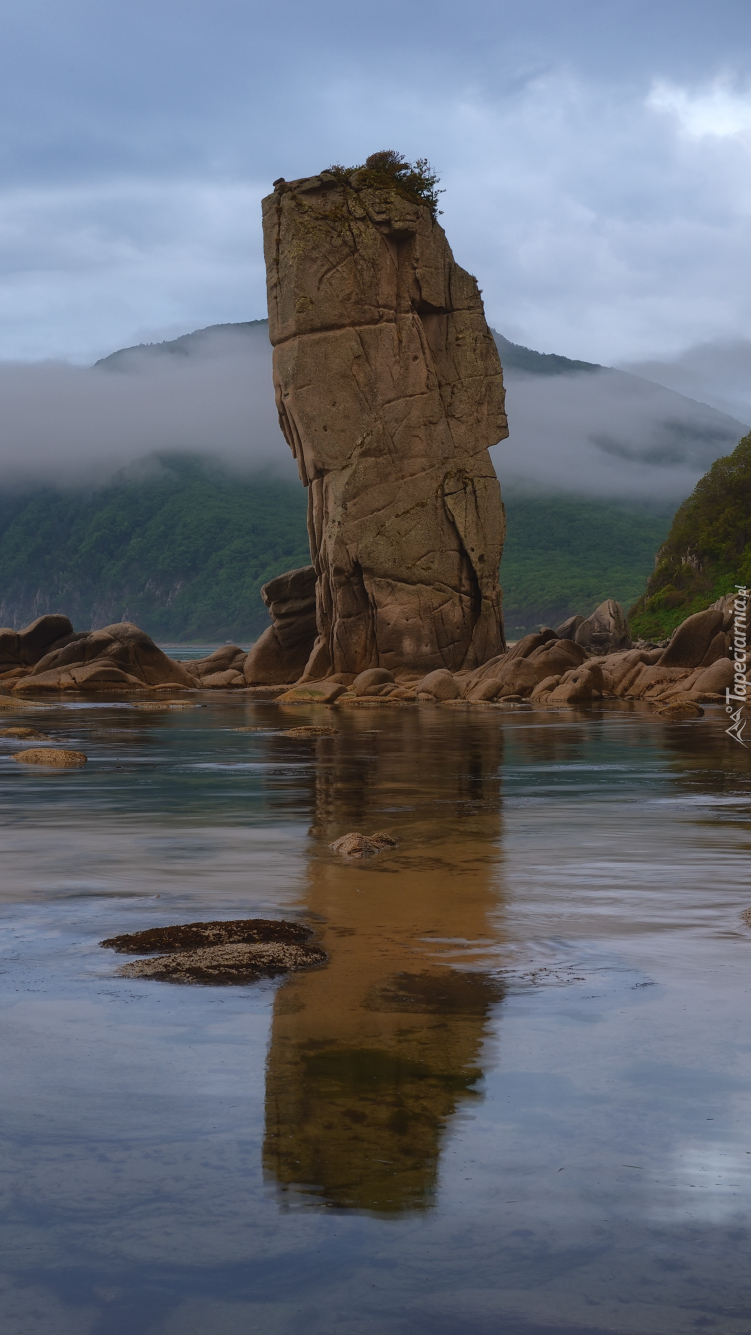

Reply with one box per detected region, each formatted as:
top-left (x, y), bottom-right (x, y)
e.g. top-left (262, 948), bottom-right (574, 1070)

top-left (263, 169), bottom-right (508, 679)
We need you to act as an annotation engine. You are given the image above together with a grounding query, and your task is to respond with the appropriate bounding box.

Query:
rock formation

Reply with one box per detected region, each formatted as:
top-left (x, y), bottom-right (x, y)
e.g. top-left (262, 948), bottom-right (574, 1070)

top-left (0, 591), bottom-right (732, 710)
top-left (7, 618), bottom-right (194, 693)
top-left (262, 157), bottom-right (508, 680)
top-left (243, 566), bottom-right (317, 685)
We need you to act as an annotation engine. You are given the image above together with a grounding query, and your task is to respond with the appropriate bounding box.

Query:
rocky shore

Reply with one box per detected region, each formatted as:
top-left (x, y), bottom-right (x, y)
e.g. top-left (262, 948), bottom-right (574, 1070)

top-left (0, 593), bottom-right (734, 712)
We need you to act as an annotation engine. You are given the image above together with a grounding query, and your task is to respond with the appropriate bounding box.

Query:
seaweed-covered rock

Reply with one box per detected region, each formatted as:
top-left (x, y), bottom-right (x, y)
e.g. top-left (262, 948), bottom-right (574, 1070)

top-left (13, 748), bottom-right (87, 767)
top-left (117, 941), bottom-right (327, 984)
top-left (329, 831), bottom-right (398, 858)
top-left (101, 917), bottom-right (312, 954)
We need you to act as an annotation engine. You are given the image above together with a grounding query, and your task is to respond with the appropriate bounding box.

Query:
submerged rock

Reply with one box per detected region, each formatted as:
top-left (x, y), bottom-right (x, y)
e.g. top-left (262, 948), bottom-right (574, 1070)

top-left (276, 681), bottom-right (346, 704)
top-left (329, 831), bottom-right (398, 858)
top-left (283, 725), bottom-right (338, 737)
top-left (13, 748), bottom-right (87, 767)
top-left (117, 940), bottom-right (327, 984)
top-left (0, 727), bottom-right (50, 739)
top-left (103, 917), bottom-right (325, 986)
top-left (656, 700), bottom-right (704, 720)
top-left (101, 917), bottom-right (312, 954)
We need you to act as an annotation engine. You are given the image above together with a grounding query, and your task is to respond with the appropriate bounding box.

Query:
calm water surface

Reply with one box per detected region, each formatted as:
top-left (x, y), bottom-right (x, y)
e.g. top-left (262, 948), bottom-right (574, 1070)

top-left (0, 697), bottom-right (750, 1335)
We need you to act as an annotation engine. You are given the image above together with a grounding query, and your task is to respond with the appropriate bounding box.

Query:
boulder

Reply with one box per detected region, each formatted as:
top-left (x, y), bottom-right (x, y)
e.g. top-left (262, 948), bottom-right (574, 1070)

top-left (15, 623), bottom-right (194, 692)
top-left (187, 645), bottom-right (247, 681)
top-left (244, 566), bottom-right (318, 685)
top-left (555, 614), bottom-right (584, 641)
top-left (14, 662), bottom-right (145, 692)
top-left (574, 600), bottom-right (631, 655)
top-left (416, 669), bottom-right (460, 701)
top-left (329, 831), bottom-right (398, 858)
top-left (546, 667), bottom-right (597, 705)
top-left (699, 631), bottom-right (730, 668)
top-left (530, 675), bottom-right (560, 704)
top-left (13, 748), bottom-right (87, 767)
top-left (0, 615), bottom-right (77, 673)
top-left (275, 681), bottom-right (347, 704)
top-left (199, 670), bottom-right (245, 689)
top-left (599, 649), bottom-right (653, 691)
top-left (470, 657), bottom-right (538, 700)
top-left (264, 164), bottom-right (508, 677)
top-left (352, 668), bottom-right (395, 696)
top-left (623, 664), bottom-right (690, 699)
top-left (527, 638), bottom-right (587, 681)
top-left (468, 678), bottom-right (505, 702)
top-left (656, 701), bottom-right (704, 720)
top-left (508, 631), bottom-right (556, 660)
top-left (659, 608), bottom-right (724, 668)
top-left (691, 658), bottom-right (735, 695)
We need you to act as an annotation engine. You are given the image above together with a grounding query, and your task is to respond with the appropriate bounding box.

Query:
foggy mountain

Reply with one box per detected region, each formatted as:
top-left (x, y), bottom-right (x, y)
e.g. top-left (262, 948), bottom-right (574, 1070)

top-left (0, 320), bottom-right (744, 500)
top-left (0, 320), bottom-right (745, 639)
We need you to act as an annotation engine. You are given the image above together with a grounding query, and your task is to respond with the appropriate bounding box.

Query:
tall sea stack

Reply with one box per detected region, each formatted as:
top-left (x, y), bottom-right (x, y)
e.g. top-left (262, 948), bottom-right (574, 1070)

top-left (262, 158), bottom-right (508, 679)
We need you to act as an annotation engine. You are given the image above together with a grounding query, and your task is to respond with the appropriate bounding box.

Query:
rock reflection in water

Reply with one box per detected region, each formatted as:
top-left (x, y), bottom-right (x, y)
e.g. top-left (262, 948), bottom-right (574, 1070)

top-left (263, 712), bottom-right (505, 1215)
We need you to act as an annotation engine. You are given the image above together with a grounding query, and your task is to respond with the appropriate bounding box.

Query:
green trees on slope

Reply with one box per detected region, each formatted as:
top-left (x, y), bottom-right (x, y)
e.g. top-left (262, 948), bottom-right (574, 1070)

top-left (501, 494), bottom-right (672, 634)
top-left (629, 432), bottom-right (751, 640)
top-left (0, 452), bottom-right (676, 641)
top-left (0, 455), bottom-right (311, 640)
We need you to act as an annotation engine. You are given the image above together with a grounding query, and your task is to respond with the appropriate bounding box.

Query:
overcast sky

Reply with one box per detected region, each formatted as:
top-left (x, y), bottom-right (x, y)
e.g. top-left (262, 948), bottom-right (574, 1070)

top-left (1, 0), bottom-right (751, 376)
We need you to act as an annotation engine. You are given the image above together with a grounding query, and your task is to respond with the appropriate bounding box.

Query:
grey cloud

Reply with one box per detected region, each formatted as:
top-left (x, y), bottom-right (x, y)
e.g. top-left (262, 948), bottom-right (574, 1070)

top-left (495, 365), bottom-right (746, 501)
top-left (0, 324), bottom-right (296, 488)
top-left (0, 322), bottom-right (743, 506)
top-left (1, 5), bottom-right (751, 364)
top-left (622, 339), bottom-right (751, 425)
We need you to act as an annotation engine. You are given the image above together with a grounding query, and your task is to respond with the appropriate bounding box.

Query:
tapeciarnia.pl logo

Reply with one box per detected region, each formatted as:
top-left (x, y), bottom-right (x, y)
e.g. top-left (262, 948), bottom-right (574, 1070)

top-left (726, 585), bottom-right (748, 746)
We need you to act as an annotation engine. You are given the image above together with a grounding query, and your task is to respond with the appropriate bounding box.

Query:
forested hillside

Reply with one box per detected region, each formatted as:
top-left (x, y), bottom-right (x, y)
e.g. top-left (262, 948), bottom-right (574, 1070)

top-left (0, 453), bottom-right (672, 640)
top-left (0, 455), bottom-right (310, 641)
top-left (630, 432), bottom-right (751, 640)
top-left (1, 319), bottom-right (740, 642)
top-left (501, 493), bottom-right (672, 634)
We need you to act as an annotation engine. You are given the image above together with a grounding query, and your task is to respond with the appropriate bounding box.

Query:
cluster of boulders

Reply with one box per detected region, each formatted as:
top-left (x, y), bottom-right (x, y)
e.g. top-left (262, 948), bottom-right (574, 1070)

top-left (0, 595), bottom-right (734, 710)
top-left (0, 615), bottom-right (196, 693)
top-left (268, 598), bottom-right (735, 709)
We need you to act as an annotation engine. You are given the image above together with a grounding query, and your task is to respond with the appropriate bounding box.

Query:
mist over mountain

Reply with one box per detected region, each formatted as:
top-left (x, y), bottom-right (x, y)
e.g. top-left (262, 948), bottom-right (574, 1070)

top-left (0, 320), bottom-right (745, 500)
top-left (0, 320), bottom-right (745, 638)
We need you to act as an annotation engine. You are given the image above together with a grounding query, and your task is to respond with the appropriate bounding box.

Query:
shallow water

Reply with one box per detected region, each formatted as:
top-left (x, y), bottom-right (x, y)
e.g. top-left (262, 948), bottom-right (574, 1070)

top-left (0, 697), bottom-right (750, 1334)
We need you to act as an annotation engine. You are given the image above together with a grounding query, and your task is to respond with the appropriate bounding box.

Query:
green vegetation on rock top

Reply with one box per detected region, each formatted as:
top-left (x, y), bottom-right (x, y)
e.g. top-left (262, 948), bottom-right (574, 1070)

top-left (629, 431), bottom-right (751, 640)
top-left (327, 150), bottom-right (443, 217)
